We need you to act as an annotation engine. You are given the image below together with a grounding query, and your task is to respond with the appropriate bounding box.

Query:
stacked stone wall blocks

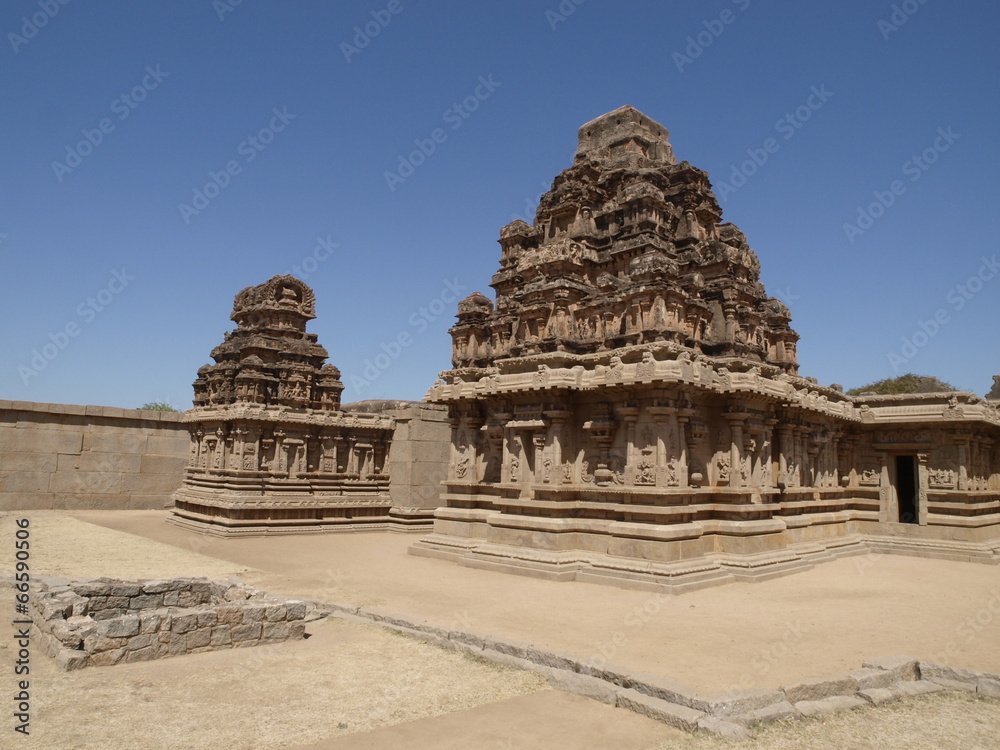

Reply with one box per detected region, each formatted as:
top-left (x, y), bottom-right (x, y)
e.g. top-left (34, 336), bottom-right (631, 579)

top-left (29, 575), bottom-right (306, 670)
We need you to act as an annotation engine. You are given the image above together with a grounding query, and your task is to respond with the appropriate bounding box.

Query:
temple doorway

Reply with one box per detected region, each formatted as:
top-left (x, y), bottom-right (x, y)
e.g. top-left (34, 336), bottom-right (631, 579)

top-left (894, 455), bottom-right (919, 524)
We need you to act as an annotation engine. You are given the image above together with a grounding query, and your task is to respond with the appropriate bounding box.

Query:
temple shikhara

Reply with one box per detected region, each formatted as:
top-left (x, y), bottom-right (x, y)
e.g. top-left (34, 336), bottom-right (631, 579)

top-left (170, 275), bottom-right (395, 535)
top-left (412, 106), bottom-right (1000, 587)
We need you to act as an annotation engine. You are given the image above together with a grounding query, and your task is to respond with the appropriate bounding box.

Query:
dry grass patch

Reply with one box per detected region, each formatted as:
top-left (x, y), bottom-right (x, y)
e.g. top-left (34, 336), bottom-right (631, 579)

top-left (0, 511), bottom-right (251, 580)
top-left (0, 616), bottom-right (548, 749)
top-left (661, 691), bottom-right (1000, 750)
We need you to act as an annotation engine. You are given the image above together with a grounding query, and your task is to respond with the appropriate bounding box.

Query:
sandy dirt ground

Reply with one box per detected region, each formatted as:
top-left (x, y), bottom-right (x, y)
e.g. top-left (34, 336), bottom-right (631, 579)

top-left (1, 510), bottom-right (998, 749)
top-left (68, 509), bottom-right (1000, 695)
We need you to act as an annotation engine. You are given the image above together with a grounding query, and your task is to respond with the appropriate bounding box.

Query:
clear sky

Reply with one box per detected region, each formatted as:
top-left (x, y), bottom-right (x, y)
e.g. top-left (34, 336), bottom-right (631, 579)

top-left (2, 0), bottom-right (997, 409)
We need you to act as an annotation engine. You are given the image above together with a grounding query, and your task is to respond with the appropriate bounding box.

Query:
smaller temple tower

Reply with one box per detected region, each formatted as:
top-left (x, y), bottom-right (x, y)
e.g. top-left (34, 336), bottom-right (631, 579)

top-left (170, 275), bottom-right (395, 535)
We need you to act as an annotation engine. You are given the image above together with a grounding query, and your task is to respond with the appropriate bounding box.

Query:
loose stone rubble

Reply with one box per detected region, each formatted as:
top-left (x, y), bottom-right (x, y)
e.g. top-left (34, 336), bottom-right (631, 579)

top-left (170, 275), bottom-right (396, 535)
top-left (31, 575), bottom-right (306, 670)
top-left (414, 105), bottom-right (1000, 587)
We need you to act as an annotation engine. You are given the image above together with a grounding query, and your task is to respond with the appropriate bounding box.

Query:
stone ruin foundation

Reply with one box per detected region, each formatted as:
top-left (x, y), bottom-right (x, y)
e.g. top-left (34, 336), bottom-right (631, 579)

top-left (30, 576), bottom-right (306, 670)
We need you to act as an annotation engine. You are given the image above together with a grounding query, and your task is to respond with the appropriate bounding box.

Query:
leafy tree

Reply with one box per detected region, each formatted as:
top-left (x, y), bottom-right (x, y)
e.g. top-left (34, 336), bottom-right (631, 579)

top-left (139, 401), bottom-right (180, 412)
top-left (987, 376), bottom-right (1000, 400)
top-left (847, 373), bottom-right (956, 396)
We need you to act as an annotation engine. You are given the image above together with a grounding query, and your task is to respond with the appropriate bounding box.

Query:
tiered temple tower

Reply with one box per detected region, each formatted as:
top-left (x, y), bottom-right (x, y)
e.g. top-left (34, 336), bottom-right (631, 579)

top-left (412, 107), bottom-right (1000, 586)
top-left (170, 275), bottom-right (395, 535)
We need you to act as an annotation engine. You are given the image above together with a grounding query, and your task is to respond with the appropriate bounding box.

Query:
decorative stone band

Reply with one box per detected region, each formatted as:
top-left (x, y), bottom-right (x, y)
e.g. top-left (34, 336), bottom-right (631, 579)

top-left (313, 599), bottom-right (1000, 740)
top-left (430, 346), bottom-right (1000, 428)
top-left (183, 403), bottom-right (395, 430)
top-left (29, 576), bottom-right (307, 670)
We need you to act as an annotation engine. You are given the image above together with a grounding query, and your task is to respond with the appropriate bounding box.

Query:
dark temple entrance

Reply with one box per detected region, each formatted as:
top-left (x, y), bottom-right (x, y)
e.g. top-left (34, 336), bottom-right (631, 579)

top-left (895, 455), bottom-right (919, 524)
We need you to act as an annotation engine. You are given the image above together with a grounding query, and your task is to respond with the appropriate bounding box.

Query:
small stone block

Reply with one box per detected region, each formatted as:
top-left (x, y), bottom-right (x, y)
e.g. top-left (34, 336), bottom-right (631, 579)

top-left (197, 611), bottom-right (218, 628)
top-left (795, 695), bottom-right (866, 717)
top-left (54, 650), bottom-right (90, 671)
top-left (893, 681), bottom-right (944, 698)
top-left (89, 648), bottom-right (126, 667)
top-left (231, 623), bottom-right (262, 641)
top-left (848, 668), bottom-right (896, 690)
top-left (616, 688), bottom-right (705, 732)
top-left (978, 679), bottom-right (1000, 699)
top-left (919, 662), bottom-right (988, 685)
top-left (696, 688), bottom-right (786, 717)
top-left (186, 628), bottom-right (211, 649)
top-left (127, 634), bottom-right (155, 650)
top-left (211, 626), bottom-right (232, 647)
top-left (732, 700), bottom-right (798, 726)
top-left (697, 716), bottom-right (752, 741)
top-left (130, 594), bottom-right (163, 610)
top-left (929, 677), bottom-right (977, 693)
top-left (170, 612), bottom-right (199, 634)
top-left (862, 655), bottom-right (919, 682)
top-left (264, 604), bottom-right (287, 622)
top-left (541, 668), bottom-right (618, 706)
top-left (124, 646), bottom-right (154, 663)
top-left (782, 674), bottom-right (858, 703)
top-left (858, 688), bottom-right (897, 706)
top-left (96, 616), bottom-right (140, 638)
top-left (262, 622), bottom-right (290, 640)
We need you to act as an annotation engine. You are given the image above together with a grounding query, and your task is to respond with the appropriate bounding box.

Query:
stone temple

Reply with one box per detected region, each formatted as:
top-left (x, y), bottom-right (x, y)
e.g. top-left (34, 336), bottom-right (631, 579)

top-left (412, 106), bottom-right (1000, 588)
top-left (170, 275), bottom-right (395, 535)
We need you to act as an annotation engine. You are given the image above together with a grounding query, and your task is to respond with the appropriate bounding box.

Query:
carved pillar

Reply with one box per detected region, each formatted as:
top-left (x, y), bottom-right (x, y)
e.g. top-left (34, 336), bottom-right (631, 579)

top-left (464, 416), bottom-right (484, 482)
top-left (955, 433), bottom-right (969, 491)
top-left (727, 412), bottom-right (747, 488)
top-left (533, 433), bottom-right (547, 484)
top-left (502, 425), bottom-right (513, 483)
top-left (545, 410), bottom-right (572, 484)
top-left (332, 436), bottom-right (345, 473)
top-left (648, 404), bottom-right (675, 487)
top-left (618, 404), bottom-right (640, 483)
top-left (776, 424), bottom-right (792, 488)
top-left (917, 452), bottom-right (930, 525)
top-left (346, 438), bottom-right (358, 475)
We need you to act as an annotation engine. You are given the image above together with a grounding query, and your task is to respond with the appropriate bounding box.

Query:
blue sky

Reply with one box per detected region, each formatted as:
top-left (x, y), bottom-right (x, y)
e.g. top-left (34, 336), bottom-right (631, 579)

top-left (1, 0), bottom-right (997, 409)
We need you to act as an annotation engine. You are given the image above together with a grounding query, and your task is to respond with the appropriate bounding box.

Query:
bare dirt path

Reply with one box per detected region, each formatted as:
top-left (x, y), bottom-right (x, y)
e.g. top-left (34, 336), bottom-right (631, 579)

top-left (1, 510), bottom-right (997, 749)
top-left (72, 509), bottom-right (1000, 695)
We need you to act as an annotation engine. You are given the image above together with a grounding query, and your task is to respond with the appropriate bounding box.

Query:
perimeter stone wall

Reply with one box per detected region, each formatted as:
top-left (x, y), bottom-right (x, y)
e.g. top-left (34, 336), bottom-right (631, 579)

top-left (0, 399), bottom-right (451, 523)
top-left (0, 400), bottom-right (189, 511)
